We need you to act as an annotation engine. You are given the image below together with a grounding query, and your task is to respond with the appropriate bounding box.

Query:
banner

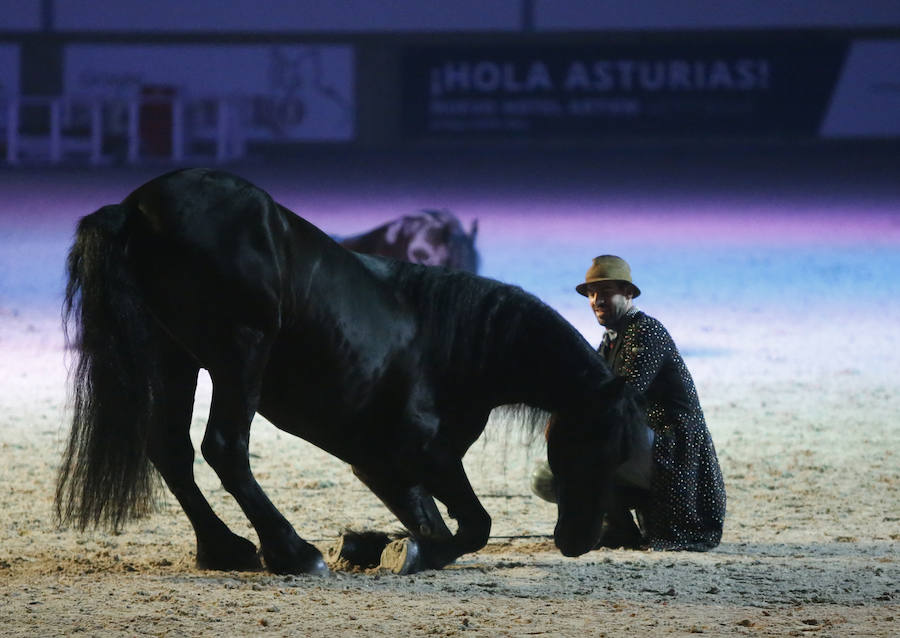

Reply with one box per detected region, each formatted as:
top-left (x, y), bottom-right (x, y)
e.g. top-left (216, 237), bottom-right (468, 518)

top-left (65, 44), bottom-right (354, 141)
top-left (402, 39), bottom-right (849, 140)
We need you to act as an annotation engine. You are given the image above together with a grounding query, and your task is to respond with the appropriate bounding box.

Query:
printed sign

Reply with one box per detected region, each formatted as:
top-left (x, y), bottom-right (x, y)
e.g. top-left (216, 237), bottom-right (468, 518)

top-left (402, 40), bottom-right (848, 139)
top-left (65, 44), bottom-right (354, 141)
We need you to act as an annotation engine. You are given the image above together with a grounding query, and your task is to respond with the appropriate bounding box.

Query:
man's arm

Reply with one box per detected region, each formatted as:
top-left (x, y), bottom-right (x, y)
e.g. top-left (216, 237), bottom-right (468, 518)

top-left (618, 317), bottom-right (670, 394)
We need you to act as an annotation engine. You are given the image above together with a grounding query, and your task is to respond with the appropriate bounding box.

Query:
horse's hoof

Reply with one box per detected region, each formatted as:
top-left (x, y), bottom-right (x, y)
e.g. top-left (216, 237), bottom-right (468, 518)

top-left (301, 554), bottom-right (330, 577)
top-left (379, 538), bottom-right (422, 575)
top-left (196, 534), bottom-right (262, 571)
top-left (327, 530), bottom-right (392, 569)
top-left (263, 542), bottom-right (330, 576)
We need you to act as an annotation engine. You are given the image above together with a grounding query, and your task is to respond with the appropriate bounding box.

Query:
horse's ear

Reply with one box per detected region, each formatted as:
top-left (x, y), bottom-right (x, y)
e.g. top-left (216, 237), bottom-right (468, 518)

top-left (469, 219), bottom-right (478, 241)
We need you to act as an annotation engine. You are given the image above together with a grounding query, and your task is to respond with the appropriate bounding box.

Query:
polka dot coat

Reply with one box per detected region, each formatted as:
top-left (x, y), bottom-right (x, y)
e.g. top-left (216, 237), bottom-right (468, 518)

top-left (603, 311), bottom-right (726, 551)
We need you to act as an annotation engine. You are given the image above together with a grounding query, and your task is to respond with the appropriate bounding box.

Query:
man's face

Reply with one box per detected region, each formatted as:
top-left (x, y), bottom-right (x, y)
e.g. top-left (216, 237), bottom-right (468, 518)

top-left (585, 282), bottom-right (633, 327)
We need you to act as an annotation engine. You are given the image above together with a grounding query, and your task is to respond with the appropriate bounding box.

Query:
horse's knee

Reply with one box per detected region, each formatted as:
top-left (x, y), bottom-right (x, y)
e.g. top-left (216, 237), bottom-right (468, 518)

top-left (472, 511), bottom-right (492, 546)
top-left (201, 431), bottom-right (250, 488)
top-left (455, 508), bottom-right (491, 552)
top-left (350, 465), bottom-right (369, 482)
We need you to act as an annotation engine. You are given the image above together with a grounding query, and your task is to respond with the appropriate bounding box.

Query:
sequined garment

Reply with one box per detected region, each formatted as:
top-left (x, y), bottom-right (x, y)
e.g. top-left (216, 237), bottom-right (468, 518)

top-left (603, 311), bottom-right (726, 551)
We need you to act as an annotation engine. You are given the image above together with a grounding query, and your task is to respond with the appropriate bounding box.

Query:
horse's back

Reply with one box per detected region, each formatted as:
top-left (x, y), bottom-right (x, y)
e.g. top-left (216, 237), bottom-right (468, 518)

top-left (125, 168), bottom-right (285, 245)
top-left (119, 170), bottom-right (303, 364)
top-left (121, 170), bottom-right (421, 436)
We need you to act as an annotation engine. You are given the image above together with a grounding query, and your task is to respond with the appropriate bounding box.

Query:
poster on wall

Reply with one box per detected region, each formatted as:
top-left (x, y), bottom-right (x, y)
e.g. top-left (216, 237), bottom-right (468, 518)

top-left (402, 38), bottom-right (849, 140)
top-left (65, 44), bottom-right (354, 142)
top-left (0, 44), bottom-right (20, 98)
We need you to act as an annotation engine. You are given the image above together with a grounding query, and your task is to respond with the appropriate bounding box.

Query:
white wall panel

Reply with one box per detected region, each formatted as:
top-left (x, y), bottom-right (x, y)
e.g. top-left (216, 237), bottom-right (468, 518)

top-left (822, 40), bottom-right (900, 137)
top-left (535, 1), bottom-right (900, 30)
top-left (0, 0), bottom-right (42, 30)
top-left (55, 0), bottom-right (520, 32)
top-left (0, 44), bottom-right (20, 95)
top-left (65, 44), bottom-right (354, 141)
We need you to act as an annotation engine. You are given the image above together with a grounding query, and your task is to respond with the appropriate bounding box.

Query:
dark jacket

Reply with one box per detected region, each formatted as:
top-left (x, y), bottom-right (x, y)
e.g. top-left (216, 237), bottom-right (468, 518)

top-left (602, 311), bottom-right (726, 551)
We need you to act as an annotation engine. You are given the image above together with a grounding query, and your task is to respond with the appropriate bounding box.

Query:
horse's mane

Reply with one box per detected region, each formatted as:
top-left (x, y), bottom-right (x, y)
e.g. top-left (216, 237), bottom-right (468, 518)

top-left (383, 260), bottom-right (547, 368)
top-left (370, 257), bottom-right (604, 433)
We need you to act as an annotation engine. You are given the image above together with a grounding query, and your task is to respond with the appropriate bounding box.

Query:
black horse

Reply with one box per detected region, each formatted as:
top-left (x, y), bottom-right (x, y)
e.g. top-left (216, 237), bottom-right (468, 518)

top-left (56, 168), bottom-right (645, 575)
top-left (336, 209), bottom-right (479, 273)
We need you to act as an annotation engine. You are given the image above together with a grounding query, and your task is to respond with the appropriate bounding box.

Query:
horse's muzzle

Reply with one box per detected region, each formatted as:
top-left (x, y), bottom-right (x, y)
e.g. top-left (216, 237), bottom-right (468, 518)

top-left (554, 513), bottom-right (604, 558)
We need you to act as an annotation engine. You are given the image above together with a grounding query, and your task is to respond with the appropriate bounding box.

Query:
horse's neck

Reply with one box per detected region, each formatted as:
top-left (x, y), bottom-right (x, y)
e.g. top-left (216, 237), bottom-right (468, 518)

top-left (372, 264), bottom-right (607, 412)
top-left (486, 303), bottom-right (607, 413)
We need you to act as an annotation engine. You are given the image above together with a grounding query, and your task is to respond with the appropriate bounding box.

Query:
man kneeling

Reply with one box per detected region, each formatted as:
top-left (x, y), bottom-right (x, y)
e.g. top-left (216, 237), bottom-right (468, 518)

top-left (533, 255), bottom-right (726, 552)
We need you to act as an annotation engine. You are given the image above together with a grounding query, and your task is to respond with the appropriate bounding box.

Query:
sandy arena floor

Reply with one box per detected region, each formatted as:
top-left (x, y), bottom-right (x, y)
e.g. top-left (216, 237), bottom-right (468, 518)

top-left (1, 146), bottom-right (898, 636)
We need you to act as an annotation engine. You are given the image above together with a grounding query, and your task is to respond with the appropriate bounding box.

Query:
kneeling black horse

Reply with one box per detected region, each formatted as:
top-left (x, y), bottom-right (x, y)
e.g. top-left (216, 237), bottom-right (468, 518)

top-left (57, 168), bottom-right (645, 575)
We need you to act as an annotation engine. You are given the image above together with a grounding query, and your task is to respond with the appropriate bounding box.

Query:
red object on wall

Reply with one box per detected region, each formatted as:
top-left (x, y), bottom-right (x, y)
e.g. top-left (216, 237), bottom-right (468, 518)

top-left (140, 85), bottom-right (175, 156)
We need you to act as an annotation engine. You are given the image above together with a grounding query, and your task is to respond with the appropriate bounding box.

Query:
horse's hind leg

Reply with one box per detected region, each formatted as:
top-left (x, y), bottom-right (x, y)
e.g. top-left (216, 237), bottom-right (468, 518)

top-left (147, 338), bottom-right (261, 571)
top-left (201, 327), bottom-right (327, 576)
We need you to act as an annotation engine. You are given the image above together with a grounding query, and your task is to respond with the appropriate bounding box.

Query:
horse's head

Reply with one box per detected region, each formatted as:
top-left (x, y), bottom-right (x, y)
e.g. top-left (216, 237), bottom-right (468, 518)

top-left (405, 210), bottom-right (480, 273)
top-left (337, 210), bottom-right (480, 273)
top-left (546, 376), bottom-right (644, 557)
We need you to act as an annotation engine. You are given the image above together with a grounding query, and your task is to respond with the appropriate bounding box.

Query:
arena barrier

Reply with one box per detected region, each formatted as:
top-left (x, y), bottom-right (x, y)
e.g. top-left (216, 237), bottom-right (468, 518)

top-left (2, 94), bottom-right (245, 166)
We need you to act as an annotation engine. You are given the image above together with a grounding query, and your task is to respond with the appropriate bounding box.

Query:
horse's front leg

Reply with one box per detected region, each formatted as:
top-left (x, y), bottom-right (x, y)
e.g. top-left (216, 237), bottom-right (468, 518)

top-left (339, 466), bottom-right (454, 572)
top-left (414, 455), bottom-right (492, 569)
top-left (202, 327), bottom-right (327, 576)
top-left (357, 456), bottom-right (491, 574)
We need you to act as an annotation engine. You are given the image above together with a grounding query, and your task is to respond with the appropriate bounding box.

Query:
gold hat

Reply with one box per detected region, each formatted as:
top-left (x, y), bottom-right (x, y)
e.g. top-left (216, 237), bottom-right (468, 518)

top-left (575, 255), bottom-right (641, 298)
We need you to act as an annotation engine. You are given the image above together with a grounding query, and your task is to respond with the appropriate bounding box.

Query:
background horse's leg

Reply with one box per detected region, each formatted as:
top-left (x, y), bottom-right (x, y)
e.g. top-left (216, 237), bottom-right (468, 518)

top-left (201, 326), bottom-right (327, 576)
top-left (147, 338), bottom-right (261, 571)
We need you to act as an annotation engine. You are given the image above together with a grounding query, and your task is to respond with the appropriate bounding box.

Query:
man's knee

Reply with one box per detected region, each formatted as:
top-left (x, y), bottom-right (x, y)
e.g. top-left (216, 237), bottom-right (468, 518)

top-left (530, 460), bottom-right (556, 503)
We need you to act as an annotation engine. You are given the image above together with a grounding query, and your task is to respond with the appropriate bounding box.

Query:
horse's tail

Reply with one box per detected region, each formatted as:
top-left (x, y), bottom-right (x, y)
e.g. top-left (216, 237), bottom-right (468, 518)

top-left (56, 203), bottom-right (161, 532)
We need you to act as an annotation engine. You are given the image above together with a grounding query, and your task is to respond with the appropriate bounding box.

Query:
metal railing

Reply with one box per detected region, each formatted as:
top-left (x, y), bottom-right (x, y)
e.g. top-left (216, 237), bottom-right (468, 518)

top-left (1, 94), bottom-right (246, 166)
